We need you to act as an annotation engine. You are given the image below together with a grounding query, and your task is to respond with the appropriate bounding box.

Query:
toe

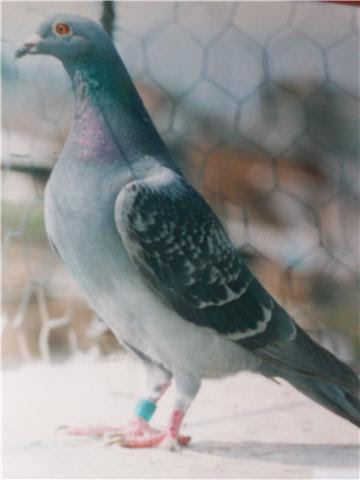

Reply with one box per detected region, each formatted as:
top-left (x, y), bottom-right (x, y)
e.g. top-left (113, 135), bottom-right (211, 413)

top-left (120, 431), bottom-right (165, 448)
top-left (60, 426), bottom-right (124, 437)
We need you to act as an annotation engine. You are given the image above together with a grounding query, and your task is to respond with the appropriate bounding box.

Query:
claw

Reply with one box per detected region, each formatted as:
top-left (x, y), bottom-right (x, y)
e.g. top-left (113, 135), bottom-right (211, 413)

top-left (56, 425), bottom-right (69, 434)
top-left (105, 433), bottom-right (125, 447)
top-left (177, 434), bottom-right (191, 446)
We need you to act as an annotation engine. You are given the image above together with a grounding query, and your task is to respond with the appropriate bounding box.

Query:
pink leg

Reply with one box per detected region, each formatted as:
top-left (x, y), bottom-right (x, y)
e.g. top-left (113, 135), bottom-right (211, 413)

top-left (166, 409), bottom-right (190, 445)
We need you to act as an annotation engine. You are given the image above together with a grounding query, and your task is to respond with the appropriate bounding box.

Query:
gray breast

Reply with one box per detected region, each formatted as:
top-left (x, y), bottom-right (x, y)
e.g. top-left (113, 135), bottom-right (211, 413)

top-left (44, 159), bottom-right (135, 303)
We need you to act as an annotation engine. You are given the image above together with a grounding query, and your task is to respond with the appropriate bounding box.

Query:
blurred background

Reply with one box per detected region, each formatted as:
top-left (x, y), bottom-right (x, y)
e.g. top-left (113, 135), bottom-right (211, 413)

top-left (2, 1), bottom-right (359, 370)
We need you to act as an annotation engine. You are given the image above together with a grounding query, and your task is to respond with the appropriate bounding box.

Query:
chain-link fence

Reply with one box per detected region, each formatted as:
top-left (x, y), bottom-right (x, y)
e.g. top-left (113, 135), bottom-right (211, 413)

top-left (2, 1), bottom-right (359, 369)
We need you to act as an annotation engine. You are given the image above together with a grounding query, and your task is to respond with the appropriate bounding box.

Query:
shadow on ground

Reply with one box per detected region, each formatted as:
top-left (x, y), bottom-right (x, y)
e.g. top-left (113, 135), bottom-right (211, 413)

top-left (190, 441), bottom-right (359, 467)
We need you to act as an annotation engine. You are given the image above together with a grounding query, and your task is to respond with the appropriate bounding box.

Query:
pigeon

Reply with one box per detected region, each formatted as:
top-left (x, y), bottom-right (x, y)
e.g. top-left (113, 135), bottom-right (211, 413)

top-left (16, 15), bottom-right (360, 448)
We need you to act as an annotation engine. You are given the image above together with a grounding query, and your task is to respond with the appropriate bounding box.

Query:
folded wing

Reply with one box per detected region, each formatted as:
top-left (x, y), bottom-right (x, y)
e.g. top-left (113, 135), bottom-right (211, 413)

top-left (114, 166), bottom-right (295, 349)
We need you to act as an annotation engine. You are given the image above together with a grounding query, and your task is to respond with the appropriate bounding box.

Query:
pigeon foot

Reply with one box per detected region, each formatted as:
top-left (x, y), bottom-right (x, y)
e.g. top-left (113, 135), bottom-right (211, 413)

top-left (104, 416), bottom-right (191, 449)
top-left (58, 410), bottom-right (191, 449)
top-left (106, 431), bottom-right (191, 448)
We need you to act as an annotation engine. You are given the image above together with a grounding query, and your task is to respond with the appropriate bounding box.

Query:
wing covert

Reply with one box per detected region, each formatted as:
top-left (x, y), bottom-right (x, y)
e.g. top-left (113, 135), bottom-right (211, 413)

top-left (115, 166), bottom-right (295, 349)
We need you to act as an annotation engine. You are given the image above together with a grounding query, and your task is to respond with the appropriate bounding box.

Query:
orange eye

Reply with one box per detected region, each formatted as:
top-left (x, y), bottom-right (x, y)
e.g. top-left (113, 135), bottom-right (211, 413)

top-left (55, 22), bottom-right (70, 36)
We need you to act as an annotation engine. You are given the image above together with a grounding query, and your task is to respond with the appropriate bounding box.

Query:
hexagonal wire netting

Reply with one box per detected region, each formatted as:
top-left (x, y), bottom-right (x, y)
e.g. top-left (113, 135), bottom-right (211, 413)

top-left (2, 2), bottom-right (359, 368)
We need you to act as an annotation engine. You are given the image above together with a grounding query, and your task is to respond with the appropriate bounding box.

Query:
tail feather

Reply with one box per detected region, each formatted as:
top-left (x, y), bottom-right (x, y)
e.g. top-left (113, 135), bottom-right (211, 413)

top-left (257, 326), bottom-right (360, 427)
top-left (281, 375), bottom-right (360, 427)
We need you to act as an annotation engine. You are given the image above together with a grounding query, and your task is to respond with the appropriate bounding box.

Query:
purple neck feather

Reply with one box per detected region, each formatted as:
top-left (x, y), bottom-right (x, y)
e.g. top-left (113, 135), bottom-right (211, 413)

top-left (64, 63), bottom-right (170, 166)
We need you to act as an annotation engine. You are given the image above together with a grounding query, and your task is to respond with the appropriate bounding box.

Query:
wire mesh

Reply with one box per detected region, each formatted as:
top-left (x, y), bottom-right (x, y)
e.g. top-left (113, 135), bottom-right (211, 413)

top-left (2, 1), bottom-right (359, 368)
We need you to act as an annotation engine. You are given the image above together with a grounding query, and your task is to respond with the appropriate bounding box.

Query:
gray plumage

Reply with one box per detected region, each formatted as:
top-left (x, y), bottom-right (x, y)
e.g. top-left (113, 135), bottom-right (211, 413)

top-left (16, 14), bottom-right (359, 438)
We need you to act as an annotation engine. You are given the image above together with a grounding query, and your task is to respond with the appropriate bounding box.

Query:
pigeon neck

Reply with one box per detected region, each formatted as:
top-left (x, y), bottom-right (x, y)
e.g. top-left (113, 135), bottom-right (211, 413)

top-left (69, 59), bottom-right (140, 111)
top-left (67, 61), bottom-right (171, 167)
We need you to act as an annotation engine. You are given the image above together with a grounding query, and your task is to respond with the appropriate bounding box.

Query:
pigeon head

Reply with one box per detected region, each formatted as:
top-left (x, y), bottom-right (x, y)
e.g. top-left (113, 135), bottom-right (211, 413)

top-left (15, 14), bottom-right (118, 69)
top-left (15, 13), bottom-right (167, 159)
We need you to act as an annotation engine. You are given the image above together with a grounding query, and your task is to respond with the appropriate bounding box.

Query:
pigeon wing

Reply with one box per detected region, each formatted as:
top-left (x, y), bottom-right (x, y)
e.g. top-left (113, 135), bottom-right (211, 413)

top-left (115, 166), bottom-right (295, 350)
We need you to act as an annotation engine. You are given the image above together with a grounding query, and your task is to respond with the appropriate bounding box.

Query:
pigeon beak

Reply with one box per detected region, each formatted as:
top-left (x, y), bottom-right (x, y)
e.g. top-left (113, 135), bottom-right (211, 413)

top-left (15, 33), bottom-right (42, 58)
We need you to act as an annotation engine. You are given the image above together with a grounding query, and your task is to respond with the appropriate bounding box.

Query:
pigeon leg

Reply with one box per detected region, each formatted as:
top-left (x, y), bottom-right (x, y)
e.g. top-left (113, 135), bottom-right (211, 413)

top-left (108, 370), bottom-right (200, 449)
top-left (160, 371), bottom-right (201, 449)
top-left (103, 363), bottom-right (172, 445)
top-left (161, 407), bottom-right (191, 449)
top-left (60, 361), bottom-right (172, 438)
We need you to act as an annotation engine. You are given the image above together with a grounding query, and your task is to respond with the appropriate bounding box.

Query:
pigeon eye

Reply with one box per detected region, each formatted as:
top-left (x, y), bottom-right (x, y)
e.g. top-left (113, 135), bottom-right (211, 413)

top-left (54, 22), bottom-right (71, 36)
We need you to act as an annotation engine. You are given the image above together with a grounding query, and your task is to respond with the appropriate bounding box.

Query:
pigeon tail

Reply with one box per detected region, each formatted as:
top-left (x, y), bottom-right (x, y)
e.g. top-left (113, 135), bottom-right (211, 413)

top-left (258, 327), bottom-right (360, 427)
top-left (284, 374), bottom-right (360, 427)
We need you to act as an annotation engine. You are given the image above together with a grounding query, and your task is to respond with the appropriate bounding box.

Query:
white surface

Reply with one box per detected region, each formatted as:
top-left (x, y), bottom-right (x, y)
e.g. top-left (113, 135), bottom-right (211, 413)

top-left (3, 354), bottom-right (359, 479)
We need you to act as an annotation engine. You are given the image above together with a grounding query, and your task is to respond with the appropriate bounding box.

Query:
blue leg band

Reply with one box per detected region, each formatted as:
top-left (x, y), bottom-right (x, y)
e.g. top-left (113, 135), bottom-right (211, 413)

top-left (134, 398), bottom-right (157, 422)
